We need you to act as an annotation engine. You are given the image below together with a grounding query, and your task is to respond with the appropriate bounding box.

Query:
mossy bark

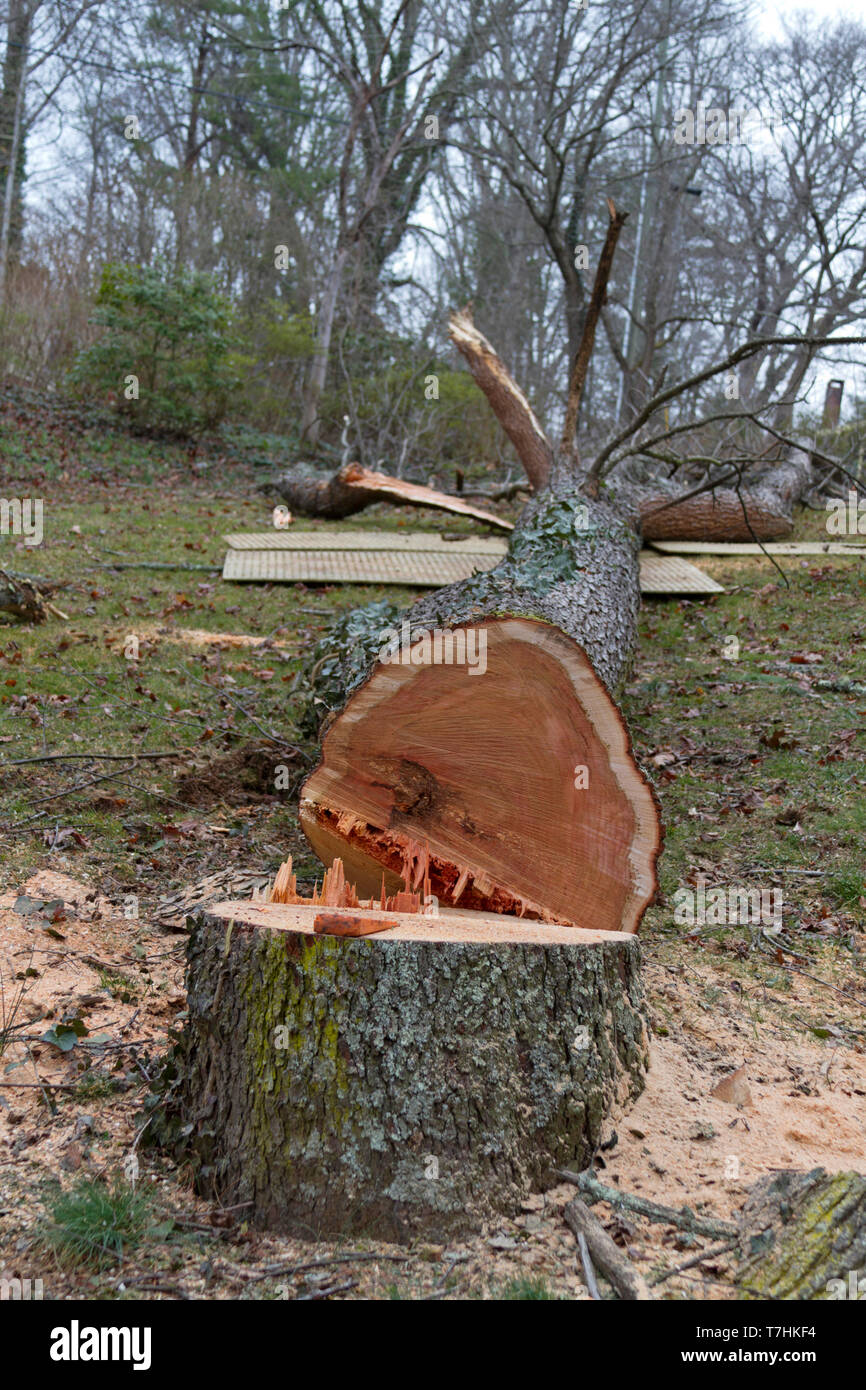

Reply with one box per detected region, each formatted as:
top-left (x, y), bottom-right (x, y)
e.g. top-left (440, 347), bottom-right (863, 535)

top-left (737, 1168), bottom-right (866, 1300)
top-left (149, 906), bottom-right (650, 1241)
top-left (300, 473), bottom-right (643, 737)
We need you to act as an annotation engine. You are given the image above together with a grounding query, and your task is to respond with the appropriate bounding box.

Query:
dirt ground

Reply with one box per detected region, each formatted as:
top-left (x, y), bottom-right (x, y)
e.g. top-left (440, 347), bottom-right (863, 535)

top-left (2, 867), bottom-right (863, 1302)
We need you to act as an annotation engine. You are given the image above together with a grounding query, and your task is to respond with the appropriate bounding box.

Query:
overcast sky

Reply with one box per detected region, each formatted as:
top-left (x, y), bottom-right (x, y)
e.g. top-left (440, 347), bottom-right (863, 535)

top-left (757, 0), bottom-right (866, 34)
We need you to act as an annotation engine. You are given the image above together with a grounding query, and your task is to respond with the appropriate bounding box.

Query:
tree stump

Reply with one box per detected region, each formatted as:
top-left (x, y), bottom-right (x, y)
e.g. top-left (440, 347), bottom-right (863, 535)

top-left (151, 897), bottom-right (649, 1241)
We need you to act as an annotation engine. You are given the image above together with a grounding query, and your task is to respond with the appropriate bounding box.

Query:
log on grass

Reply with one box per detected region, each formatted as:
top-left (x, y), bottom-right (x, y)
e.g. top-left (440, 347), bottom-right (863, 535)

top-left (150, 893), bottom-right (649, 1240)
top-left (265, 460), bottom-right (512, 530)
top-left (637, 449), bottom-right (814, 542)
top-left (299, 475), bottom-right (662, 935)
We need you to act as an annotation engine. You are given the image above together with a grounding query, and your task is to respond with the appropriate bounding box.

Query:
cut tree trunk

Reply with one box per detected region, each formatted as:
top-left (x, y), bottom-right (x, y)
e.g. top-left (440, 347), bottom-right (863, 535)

top-left (265, 461), bottom-right (512, 530)
top-left (637, 450), bottom-right (815, 542)
top-left (736, 1168), bottom-right (866, 1300)
top-left (299, 473), bottom-right (662, 935)
top-left (149, 891), bottom-right (649, 1240)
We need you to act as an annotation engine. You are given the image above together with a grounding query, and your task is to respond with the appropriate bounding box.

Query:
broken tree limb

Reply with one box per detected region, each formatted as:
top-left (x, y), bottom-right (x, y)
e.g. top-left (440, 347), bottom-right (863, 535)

top-left (564, 1196), bottom-right (652, 1301)
top-left (448, 306), bottom-right (554, 490)
top-left (559, 1168), bottom-right (739, 1240)
top-left (264, 460), bottom-right (513, 530)
top-left (560, 199), bottom-right (628, 464)
top-left (148, 889), bottom-right (650, 1240)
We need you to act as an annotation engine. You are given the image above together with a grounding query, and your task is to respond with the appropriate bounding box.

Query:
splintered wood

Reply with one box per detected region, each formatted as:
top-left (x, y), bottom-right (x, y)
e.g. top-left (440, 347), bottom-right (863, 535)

top-left (299, 617), bottom-right (661, 934)
top-left (266, 850), bottom-right (433, 935)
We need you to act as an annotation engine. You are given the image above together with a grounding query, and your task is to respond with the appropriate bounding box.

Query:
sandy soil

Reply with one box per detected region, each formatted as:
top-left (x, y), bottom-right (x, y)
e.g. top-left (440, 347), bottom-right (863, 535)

top-left (1, 871), bottom-right (863, 1300)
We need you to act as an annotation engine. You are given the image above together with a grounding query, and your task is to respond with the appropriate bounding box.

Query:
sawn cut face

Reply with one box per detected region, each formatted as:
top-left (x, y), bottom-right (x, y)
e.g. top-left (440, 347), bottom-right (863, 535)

top-left (300, 617), bottom-right (660, 934)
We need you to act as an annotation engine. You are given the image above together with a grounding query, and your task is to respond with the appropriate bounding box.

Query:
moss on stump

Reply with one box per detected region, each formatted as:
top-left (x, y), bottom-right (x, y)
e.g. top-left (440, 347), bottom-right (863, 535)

top-left (149, 904), bottom-right (650, 1241)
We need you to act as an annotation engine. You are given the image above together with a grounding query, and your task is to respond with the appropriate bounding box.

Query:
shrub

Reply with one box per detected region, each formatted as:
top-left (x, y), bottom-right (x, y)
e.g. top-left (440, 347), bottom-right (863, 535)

top-left (73, 261), bottom-right (239, 435)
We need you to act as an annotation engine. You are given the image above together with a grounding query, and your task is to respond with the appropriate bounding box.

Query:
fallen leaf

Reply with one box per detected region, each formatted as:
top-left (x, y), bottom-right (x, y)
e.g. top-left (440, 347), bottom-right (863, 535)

top-left (711, 1065), bottom-right (753, 1108)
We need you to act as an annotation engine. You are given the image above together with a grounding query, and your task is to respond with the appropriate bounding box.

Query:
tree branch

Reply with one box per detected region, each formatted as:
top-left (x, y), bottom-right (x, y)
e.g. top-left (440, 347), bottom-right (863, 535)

top-left (448, 306), bottom-right (554, 490)
top-left (560, 197), bottom-right (628, 466)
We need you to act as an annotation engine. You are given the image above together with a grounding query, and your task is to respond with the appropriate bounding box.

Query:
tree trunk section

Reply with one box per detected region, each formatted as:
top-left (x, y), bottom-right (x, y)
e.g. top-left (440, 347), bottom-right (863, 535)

top-left (149, 898), bottom-right (650, 1241)
top-left (299, 475), bottom-right (662, 935)
top-left (637, 449), bottom-right (814, 542)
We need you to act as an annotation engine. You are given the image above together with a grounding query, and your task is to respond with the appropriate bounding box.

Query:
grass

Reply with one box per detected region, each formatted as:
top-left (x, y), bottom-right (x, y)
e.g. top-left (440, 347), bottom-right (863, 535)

top-left (1, 390), bottom-right (865, 1048)
top-left (39, 1176), bottom-right (160, 1270)
top-left (826, 866), bottom-right (866, 913)
top-left (496, 1275), bottom-right (562, 1299)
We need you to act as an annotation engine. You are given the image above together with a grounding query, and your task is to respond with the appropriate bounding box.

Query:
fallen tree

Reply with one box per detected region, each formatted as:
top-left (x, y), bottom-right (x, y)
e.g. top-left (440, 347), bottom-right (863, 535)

top-left (298, 483), bottom-right (661, 933)
top-left (155, 201), bottom-right (862, 1240)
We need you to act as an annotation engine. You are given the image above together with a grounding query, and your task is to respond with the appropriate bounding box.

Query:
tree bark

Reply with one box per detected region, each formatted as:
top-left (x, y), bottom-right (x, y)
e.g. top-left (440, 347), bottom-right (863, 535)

top-left (148, 897), bottom-right (650, 1241)
top-left (736, 1168), bottom-right (866, 1300)
top-left (298, 472), bottom-right (662, 936)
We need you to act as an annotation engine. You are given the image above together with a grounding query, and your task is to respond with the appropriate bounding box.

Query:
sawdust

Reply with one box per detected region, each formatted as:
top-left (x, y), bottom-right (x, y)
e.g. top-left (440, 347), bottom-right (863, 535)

top-left (1, 878), bottom-right (864, 1299)
top-left (106, 625), bottom-right (297, 651)
top-left (604, 957), bottom-right (866, 1223)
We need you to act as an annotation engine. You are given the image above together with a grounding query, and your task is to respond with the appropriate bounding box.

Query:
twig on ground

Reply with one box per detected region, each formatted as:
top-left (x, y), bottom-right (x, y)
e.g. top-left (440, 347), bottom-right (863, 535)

top-left (2, 750), bottom-right (187, 767)
top-left (577, 1231), bottom-right (601, 1300)
top-left (557, 1168), bottom-right (738, 1240)
top-left (649, 1240), bottom-right (740, 1286)
top-left (563, 1197), bottom-right (652, 1300)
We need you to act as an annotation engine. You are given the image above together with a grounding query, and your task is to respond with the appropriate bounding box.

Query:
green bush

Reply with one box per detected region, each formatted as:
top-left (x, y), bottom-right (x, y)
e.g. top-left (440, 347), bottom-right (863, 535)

top-left (232, 300), bottom-right (315, 431)
top-left (73, 261), bottom-right (239, 435)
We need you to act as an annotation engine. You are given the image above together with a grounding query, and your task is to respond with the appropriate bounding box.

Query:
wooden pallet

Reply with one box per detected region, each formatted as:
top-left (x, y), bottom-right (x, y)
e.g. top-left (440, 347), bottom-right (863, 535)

top-left (222, 531), bottom-right (723, 594)
top-left (651, 540), bottom-right (866, 556)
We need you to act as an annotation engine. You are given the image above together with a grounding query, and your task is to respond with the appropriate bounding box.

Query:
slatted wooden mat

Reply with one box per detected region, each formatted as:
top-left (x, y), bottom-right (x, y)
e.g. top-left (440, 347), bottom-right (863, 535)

top-left (652, 540), bottom-right (866, 556)
top-left (225, 530), bottom-right (506, 554)
top-left (223, 548), bottom-right (492, 585)
top-left (640, 554), bottom-right (723, 594)
top-left (222, 534), bottom-right (722, 594)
